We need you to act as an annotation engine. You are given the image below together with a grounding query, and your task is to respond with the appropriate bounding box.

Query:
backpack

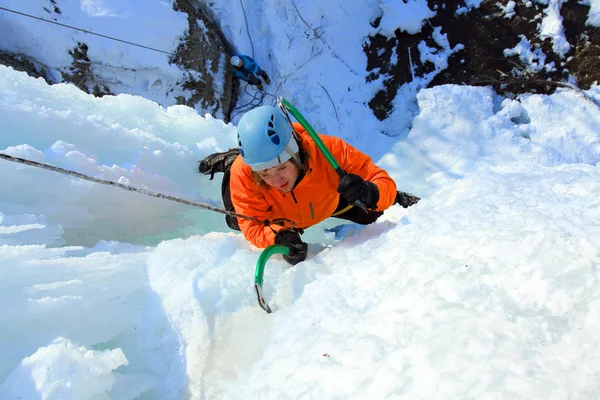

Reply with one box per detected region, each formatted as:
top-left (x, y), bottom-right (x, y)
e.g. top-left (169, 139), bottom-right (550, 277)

top-left (198, 148), bottom-right (241, 230)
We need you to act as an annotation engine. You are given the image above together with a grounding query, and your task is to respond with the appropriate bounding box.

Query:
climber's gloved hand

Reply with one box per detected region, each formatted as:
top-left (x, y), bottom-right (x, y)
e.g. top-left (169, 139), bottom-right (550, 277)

top-left (395, 191), bottom-right (421, 208)
top-left (275, 229), bottom-right (308, 266)
top-left (337, 173), bottom-right (379, 209)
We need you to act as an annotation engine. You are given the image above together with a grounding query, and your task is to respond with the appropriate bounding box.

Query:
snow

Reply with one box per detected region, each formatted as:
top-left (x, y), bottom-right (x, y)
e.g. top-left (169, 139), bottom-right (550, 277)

top-left (456, 0), bottom-right (484, 16)
top-left (585, 0), bottom-right (600, 27)
top-left (1, 338), bottom-right (128, 400)
top-left (0, 0), bottom-right (190, 111)
top-left (0, 67), bottom-right (233, 246)
top-left (499, 1), bottom-right (517, 18)
top-left (539, 0), bottom-right (572, 56)
top-left (378, 0), bottom-right (436, 36)
top-left (503, 36), bottom-right (552, 74)
top-left (1, 1), bottom-right (600, 399)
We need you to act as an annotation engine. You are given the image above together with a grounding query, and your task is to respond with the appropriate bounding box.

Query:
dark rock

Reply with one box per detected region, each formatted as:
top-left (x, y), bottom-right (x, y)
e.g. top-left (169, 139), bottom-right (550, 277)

top-left (364, 0), bottom-right (600, 120)
top-left (171, 0), bottom-right (236, 121)
top-left (0, 52), bottom-right (49, 82)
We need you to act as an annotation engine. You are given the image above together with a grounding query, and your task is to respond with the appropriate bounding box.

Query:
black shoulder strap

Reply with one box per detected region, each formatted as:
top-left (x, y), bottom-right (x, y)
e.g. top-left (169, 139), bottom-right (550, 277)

top-left (198, 149), bottom-right (240, 180)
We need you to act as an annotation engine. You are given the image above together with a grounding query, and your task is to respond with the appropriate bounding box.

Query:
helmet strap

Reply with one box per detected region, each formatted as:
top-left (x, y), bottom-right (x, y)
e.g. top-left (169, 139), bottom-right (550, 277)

top-left (284, 137), bottom-right (301, 163)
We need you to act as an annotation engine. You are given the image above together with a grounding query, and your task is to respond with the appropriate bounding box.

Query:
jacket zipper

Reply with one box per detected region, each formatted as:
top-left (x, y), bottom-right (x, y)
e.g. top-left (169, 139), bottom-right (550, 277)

top-left (309, 203), bottom-right (314, 219)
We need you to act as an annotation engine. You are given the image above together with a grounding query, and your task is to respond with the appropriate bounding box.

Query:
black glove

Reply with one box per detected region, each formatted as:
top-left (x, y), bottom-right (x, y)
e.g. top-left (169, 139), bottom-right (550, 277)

top-left (395, 191), bottom-right (420, 208)
top-left (275, 229), bottom-right (308, 265)
top-left (337, 174), bottom-right (379, 209)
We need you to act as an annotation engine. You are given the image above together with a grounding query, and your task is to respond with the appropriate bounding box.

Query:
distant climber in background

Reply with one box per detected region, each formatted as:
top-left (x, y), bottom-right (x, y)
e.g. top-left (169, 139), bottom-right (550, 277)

top-left (230, 54), bottom-right (270, 91)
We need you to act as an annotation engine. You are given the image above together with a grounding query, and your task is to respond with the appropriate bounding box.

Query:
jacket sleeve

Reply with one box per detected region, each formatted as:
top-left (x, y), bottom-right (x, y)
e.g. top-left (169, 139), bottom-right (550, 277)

top-left (232, 68), bottom-right (250, 81)
top-left (323, 135), bottom-right (397, 211)
top-left (229, 160), bottom-right (277, 248)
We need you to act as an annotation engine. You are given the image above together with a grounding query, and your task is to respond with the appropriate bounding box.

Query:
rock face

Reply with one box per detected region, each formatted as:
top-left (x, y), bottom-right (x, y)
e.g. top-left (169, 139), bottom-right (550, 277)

top-left (364, 0), bottom-right (600, 120)
top-left (170, 0), bottom-right (236, 121)
top-left (3, 0), bottom-right (597, 123)
top-left (0, 51), bottom-right (47, 80)
top-left (0, 0), bottom-right (236, 121)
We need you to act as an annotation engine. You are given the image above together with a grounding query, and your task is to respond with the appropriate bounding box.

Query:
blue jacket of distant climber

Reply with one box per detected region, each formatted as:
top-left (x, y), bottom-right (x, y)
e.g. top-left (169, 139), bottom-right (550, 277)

top-left (230, 54), bottom-right (270, 90)
top-left (232, 54), bottom-right (259, 81)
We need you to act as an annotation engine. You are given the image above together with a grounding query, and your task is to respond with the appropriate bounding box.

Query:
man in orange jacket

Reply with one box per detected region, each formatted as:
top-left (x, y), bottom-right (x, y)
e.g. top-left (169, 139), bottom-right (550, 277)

top-left (220, 105), bottom-right (419, 265)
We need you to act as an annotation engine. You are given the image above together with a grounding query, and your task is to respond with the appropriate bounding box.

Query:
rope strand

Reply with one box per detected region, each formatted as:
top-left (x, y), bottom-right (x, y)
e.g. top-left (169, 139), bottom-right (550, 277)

top-left (238, 0), bottom-right (255, 58)
top-left (230, 83), bottom-right (267, 120)
top-left (0, 152), bottom-right (260, 222)
top-left (0, 6), bottom-right (173, 55)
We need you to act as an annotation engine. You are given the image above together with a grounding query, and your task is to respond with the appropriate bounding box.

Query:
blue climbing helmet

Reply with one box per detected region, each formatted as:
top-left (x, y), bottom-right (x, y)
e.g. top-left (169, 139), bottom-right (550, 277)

top-left (237, 105), bottom-right (299, 171)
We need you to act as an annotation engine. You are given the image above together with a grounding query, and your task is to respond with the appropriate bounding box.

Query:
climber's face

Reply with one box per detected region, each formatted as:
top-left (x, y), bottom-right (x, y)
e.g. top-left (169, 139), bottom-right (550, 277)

top-left (257, 160), bottom-right (299, 192)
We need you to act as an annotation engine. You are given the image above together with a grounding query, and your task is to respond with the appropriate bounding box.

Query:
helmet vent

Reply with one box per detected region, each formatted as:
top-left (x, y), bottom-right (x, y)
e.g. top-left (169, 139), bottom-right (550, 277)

top-left (267, 114), bottom-right (280, 145)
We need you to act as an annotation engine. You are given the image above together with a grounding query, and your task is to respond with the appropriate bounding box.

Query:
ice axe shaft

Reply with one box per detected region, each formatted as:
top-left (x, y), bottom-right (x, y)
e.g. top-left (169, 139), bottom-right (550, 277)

top-left (254, 244), bottom-right (290, 313)
top-left (278, 98), bottom-right (368, 212)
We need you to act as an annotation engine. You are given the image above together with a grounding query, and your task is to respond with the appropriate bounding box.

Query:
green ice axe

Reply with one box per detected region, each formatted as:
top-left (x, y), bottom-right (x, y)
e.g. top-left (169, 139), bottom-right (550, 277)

top-left (254, 244), bottom-right (290, 313)
top-left (277, 97), bottom-right (368, 212)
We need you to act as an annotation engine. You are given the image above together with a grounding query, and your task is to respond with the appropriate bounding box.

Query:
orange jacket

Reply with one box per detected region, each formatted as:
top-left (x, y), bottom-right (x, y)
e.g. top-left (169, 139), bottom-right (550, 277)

top-left (229, 123), bottom-right (397, 248)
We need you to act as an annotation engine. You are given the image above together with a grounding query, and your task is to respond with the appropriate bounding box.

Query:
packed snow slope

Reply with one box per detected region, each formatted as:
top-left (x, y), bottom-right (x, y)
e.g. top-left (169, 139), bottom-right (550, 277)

top-left (1, 66), bottom-right (600, 399)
